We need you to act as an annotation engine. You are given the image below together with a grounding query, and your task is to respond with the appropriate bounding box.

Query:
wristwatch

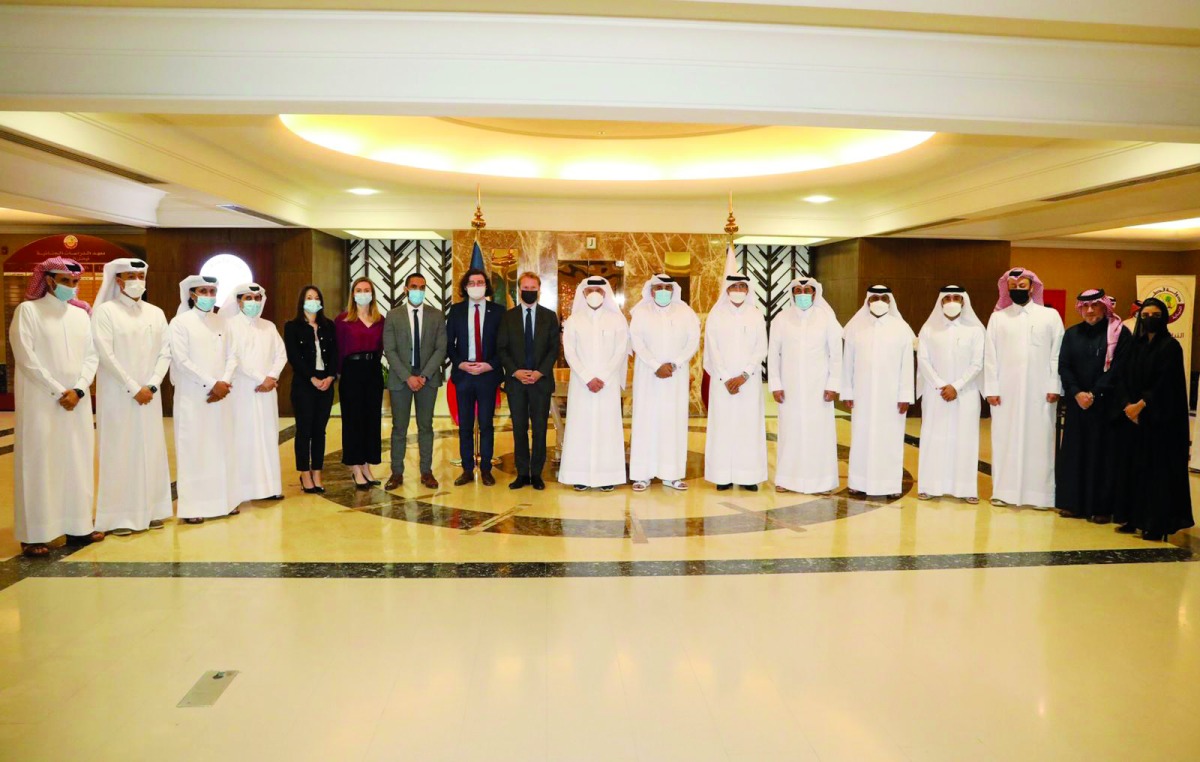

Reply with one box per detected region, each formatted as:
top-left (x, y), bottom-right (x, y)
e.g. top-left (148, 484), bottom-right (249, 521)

top-left (149, 385), bottom-right (158, 394)
top-left (72, 388), bottom-right (85, 398)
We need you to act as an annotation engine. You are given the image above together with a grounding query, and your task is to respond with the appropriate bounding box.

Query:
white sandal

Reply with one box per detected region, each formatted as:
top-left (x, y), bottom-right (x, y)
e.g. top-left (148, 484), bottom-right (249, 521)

top-left (632, 480), bottom-right (650, 492)
top-left (662, 480), bottom-right (688, 491)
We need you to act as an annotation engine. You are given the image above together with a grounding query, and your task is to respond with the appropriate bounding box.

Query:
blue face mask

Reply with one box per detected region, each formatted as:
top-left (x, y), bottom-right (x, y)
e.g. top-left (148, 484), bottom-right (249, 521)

top-left (303, 299), bottom-right (322, 314)
top-left (53, 283), bottom-right (77, 302)
top-left (653, 290), bottom-right (673, 307)
top-left (353, 292), bottom-right (373, 307)
top-left (195, 296), bottom-right (217, 312)
top-left (796, 294), bottom-right (814, 310)
top-left (241, 300), bottom-right (263, 318)
top-left (408, 289), bottom-right (425, 307)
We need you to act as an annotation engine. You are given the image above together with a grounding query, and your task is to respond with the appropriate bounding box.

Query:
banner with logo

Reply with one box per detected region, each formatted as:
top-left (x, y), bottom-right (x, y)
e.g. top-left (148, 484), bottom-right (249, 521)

top-left (1137, 275), bottom-right (1194, 395)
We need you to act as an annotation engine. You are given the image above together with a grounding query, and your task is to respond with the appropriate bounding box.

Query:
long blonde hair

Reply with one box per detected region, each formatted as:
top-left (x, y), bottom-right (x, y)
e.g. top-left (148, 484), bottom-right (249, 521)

top-left (344, 277), bottom-right (381, 323)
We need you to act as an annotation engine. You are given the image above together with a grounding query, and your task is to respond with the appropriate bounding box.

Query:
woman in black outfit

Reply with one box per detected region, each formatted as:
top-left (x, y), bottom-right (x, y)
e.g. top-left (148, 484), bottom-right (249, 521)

top-left (284, 285), bottom-right (338, 494)
top-left (1112, 297), bottom-right (1195, 541)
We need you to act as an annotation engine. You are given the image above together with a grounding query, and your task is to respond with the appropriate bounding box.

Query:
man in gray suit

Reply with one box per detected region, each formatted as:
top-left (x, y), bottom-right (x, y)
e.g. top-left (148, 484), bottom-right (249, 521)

top-left (383, 273), bottom-right (447, 490)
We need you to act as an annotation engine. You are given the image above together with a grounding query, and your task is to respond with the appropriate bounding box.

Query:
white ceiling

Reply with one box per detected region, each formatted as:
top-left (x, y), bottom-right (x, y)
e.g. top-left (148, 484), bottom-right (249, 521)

top-left (0, 2), bottom-right (1196, 247)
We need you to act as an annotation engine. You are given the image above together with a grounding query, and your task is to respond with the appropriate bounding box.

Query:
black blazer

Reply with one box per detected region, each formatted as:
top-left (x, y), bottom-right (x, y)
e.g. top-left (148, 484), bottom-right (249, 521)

top-left (284, 318), bottom-right (338, 384)
top-left (497, 304), bottom-right (560, 393)
top-left (446, 299), bottom-right (505, 385)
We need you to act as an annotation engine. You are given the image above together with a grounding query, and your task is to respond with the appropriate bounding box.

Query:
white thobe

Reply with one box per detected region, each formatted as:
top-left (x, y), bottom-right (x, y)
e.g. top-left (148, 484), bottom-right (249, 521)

top-left (703, 306), bottom-right (769, 485)
top-left (917, 318), bottom-right (985, 498)
top-left (10, 296), bottom-right (98, 543)
top-left (226, 313), bottom-right (287, 502)
top-left (768, 308), bottom-right (842, 494)
top-left (169, 308), bottom-right (238, 519)
top-left (629, 303), bottom-right (700, 482)
top-left (93, 295), bottom-right (173, 532)
top-left (983, 303), bottom-right (1064, 507)
top-left (844, 318), bottom-right (915, 495)
top-left (559, 308), bottom-right (629, 487)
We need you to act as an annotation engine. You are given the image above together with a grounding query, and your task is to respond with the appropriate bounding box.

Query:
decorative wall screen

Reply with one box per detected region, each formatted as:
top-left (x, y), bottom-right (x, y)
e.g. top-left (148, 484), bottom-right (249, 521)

top-left (347, 238), bottom-right (453, 316)
top-left (736, 244), bottom-right (813, 378)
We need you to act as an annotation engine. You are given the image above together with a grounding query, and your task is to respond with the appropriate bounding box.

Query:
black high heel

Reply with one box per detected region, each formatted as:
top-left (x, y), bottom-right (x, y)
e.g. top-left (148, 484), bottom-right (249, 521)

top-left (353, 475), bottom-right (371, 491)
top-left (300, 474), bottom-right (319, 494)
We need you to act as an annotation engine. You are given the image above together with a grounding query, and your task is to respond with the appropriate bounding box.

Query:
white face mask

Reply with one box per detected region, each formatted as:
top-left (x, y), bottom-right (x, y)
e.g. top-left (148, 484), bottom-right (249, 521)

top-left (868, 300), bottom-right (890, 317)
top-left (728, 291), bottom-right (748, 306)
top-left (466, 285), bottom-right (486, 301)
top-left (942, 301), bottom-right (963, 319)
top-left (584, 291), bottom-right (605, 309)
top-left (121, 280), bottom-right (146, 299)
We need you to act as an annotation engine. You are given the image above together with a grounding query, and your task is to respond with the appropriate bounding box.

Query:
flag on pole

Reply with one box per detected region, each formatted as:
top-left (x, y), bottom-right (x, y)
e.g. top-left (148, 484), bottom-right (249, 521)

top-left (470, 240), bottom-right (485, 271)
top-left (724, 242), bottom-right (738, 278)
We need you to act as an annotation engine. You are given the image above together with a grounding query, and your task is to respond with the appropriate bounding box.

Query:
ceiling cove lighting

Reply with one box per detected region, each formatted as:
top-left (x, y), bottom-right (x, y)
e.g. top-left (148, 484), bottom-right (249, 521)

top-left (802, 195), bottom-right (835, 204)
top-left (344, 230), bottom-right (445, 240)
top-left (281, 115), bottom-right (934, 182)
top-left (346, 188), bottom-right (380, 196)
top-left (1131, 217), bottom-right (1200, 231)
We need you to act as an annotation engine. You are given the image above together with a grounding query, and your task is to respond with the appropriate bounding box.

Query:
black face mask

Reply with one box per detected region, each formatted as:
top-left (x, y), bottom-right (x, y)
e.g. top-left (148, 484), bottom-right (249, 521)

top-left (1142, 315), bottom-right (1166, 334)
top-left (520, 289), bottom-right (538, 305)
top-left (1009, 288), bottom-right (1030, 306)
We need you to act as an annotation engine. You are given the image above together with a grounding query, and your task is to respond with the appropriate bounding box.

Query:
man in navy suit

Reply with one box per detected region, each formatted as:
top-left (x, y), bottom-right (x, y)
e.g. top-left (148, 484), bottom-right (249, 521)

top-left (447, 268), bottom-right (505, 486)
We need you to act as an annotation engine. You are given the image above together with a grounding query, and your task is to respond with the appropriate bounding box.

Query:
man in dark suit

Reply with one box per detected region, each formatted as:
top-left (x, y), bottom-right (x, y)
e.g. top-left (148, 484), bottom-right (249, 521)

top-left (383, 272), bottom-right (447, 490)
top-left (497, 271), bottom-right (560, 490)
top-left (446, 268), bottom-right (505, 486)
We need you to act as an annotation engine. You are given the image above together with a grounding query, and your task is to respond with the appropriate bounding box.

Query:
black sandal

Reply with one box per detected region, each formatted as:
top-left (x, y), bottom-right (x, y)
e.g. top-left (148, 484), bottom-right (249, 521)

top-left (21, 543), bottom-right (50, 558)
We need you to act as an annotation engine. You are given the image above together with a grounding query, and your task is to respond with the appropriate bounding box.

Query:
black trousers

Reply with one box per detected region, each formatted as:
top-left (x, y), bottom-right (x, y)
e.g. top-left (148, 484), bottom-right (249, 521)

top-left (340, 358), bottom-right (383, 466)
top-left (456, 374), bottom-right (500, 472)
top-left (292, 376), bottom-right (335, 471)
top-left (507, 381), bottom-right (551, 479)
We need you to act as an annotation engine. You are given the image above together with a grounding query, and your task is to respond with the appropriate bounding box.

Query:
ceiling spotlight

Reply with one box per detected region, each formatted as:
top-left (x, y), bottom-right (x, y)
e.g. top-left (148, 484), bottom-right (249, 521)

top-left (347, 188), bottom-right (380, 196)
top-left (803, 195), bottom-right (834, 204)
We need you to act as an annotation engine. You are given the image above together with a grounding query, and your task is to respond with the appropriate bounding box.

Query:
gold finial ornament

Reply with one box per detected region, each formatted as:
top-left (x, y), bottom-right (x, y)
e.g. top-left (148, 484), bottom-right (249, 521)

top-left (724, 190), bottom-right (739, 235)
top-left (471, 184), bottom-right (487, 230)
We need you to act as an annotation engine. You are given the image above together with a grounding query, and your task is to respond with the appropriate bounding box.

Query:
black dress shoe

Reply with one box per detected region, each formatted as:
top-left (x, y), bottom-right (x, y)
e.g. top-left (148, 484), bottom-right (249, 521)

top-left (531, 477), bottom-right (546, 490)
top-left (509, 476), bottom-right (530, 490)
top-left (480, 471), bottom-right (496, 486)
top-left (454, 471), bottom-right (474, 487)
top-left (1116, 523), bottom-right (1138, 534)
top-left (716, 484), bottom-right (732, 491)
top-left (740, 484), bottom-right (759, 492)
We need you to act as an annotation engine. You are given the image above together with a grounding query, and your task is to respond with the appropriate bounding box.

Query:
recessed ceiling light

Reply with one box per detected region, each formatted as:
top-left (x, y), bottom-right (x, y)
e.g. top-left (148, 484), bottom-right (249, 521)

top-left (346, 188), bottom-right (380, 196)
top-left (1131, 217), bottom-right (1200, 231)
top-left (803, 195), bottom-right (835, 204)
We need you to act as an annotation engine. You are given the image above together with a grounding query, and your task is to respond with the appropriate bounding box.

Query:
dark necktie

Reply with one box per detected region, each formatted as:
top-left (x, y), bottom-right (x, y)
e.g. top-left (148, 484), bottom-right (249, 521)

top-left (412, 308), bottom-right (421, 374)
top-left (524, 307), bottom-right (535, 369)
top-left (473, 304), bottom-right (483, 362)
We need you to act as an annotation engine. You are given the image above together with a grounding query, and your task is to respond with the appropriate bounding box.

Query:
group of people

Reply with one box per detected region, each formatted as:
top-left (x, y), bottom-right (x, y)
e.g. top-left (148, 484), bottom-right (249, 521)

top-left (10, 255), bottom-right (1194, 558)
top-left (11, 257), bottom-right (290, 557)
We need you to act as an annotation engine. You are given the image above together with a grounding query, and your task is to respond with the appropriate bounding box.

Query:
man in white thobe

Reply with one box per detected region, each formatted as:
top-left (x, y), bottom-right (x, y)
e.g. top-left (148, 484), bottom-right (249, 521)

top-left (169, 274), bottom-right (240, 524)
top-left (916, 286), bottom-right (985, 503)
top-left (843, 286), bottom-right (915, 498)
top-left (629, 274), bottom-right (700, 492)
top-left (984, 267), bottom-right (1064, 508)
top-left (559, 277), bottom-right (629, 491)
top-left (92, 258), bottom-right (173, 535)
top-left (223, 283), bottom-right (287, 503)
top-left (704, 273), bottom-right (768, 490)
top-left (768, 276), bottom-right (842, 495)
top-left (10, 257), bottom-right (101, 556)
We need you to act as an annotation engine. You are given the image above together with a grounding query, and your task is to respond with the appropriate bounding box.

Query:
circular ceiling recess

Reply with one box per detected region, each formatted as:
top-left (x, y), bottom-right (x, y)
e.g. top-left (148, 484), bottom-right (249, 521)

top-left (279, 115), bottom-right (934, 182)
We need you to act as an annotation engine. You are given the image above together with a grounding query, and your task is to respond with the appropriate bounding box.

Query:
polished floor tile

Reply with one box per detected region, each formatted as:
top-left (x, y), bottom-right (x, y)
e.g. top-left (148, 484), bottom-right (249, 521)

top-left (1, 402), bottom-right (1199, 760)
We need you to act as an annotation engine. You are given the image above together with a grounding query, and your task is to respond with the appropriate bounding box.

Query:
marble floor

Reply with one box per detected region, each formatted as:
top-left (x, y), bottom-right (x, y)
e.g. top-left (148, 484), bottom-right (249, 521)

top-left (1, 405), bottom-right (1199, 761)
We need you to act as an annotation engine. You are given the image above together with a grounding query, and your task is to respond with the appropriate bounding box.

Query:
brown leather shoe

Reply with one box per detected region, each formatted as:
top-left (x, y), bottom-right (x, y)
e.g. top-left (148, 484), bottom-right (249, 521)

top-left (420, 472), bottom-right (439, 489)
top-left (480, 471), bottom-right (496, 486)
top-left (385, 473), bottom-right (403, 490)
top-left (454, 471), bottom-right (474, 486)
